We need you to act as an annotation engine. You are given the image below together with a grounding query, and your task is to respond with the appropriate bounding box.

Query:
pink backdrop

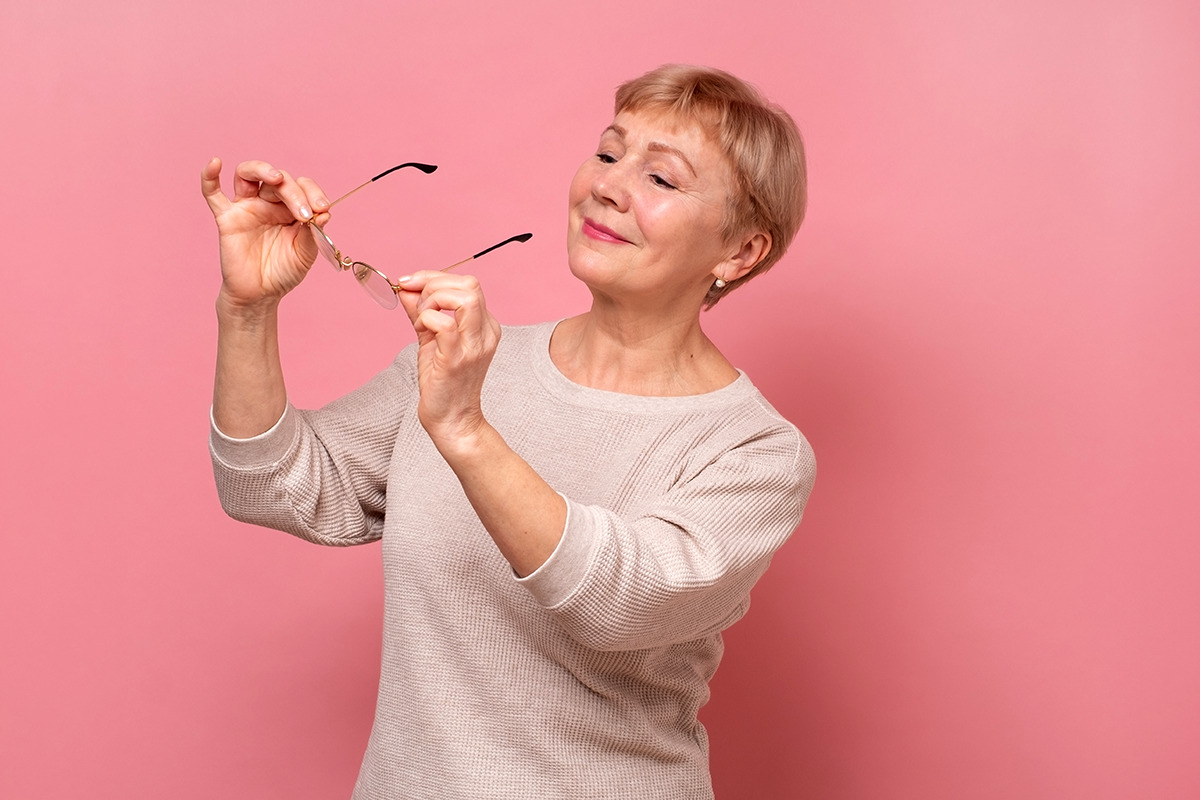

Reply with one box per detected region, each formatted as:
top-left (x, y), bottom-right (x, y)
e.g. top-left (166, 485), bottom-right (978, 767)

top-left (2, 1), bottom-right (1198, 798)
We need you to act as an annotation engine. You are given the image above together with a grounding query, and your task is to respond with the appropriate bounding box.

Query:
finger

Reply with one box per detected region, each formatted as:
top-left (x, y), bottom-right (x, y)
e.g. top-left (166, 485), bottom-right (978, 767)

top-left (200, 157), bottom-right (231, 216)
top-left (416, 284), bottom-right (484, 322)
top-left (396, 285), bottom-right (422, 326)
top-left (423, 291), bottom-right (497, 362)
top-left (296, 176), bottom-right (332, 215)
top-left (415, 306), bottom-right (458, 338)
top-left (398, 271), bottom-right (487, 331)
top-left (233, 160), bottom-right (284, 201)
top-left (451, 294), bottom-right (494, 352)
top-left (422, 274), bottom-right (488, 322)
top-left (267, 170), bottom-right (316, 222)
top-left (399, 271), bottom-right (483, 300)
top-left (390, 270), bottom-right (436, 293)
top-left (236, 162), bottom-right (316, 223)
top-left (414, 308), bottom-right (467, 363)
top-left (393, 270), bottom-right (449, 326)
top-left (423, 274), bottom-right (485, 307)
top-left (410, 289), bottom-right (476, 339)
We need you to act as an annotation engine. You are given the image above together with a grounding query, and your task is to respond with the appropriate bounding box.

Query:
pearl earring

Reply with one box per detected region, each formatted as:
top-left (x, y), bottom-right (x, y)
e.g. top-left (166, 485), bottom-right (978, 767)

top-left (712, 278), bottom-right (727, 290)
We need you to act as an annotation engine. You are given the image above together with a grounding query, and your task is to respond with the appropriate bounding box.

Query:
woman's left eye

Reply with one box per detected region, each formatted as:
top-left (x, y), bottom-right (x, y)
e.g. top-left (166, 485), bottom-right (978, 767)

top-left (651, 174), bottom-right (677, 190)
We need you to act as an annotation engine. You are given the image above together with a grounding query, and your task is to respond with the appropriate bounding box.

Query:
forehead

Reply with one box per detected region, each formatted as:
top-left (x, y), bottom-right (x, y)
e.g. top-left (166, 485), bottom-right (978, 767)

top-left (609, 110), bottom-right (710, 152)
top-left (608, 109), bottom-right (731, 175)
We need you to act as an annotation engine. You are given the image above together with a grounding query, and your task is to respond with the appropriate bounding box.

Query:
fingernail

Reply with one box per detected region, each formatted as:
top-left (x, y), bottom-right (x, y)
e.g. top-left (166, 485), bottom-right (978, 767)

top-left (299, 205), bottom-right (313, 220)
top-left (395, 275), bottom-right (412, 285)
top-left (268, 169), bottom-right (283, 179)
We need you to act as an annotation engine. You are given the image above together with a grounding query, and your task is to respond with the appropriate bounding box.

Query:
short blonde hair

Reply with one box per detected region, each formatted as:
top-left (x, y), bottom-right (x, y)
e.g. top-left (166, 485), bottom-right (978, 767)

top-left (614, 64), bottom-right (807, 307)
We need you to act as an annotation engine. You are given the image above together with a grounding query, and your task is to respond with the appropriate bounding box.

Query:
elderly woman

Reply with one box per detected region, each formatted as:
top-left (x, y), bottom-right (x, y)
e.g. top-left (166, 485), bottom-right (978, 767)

top-left (202, 64), bottom-right (815, 799)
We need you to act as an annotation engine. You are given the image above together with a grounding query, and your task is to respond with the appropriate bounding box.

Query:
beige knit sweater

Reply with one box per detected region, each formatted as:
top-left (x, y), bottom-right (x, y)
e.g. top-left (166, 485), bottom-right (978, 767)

top-left (210, 321), bottom-right (816, 799)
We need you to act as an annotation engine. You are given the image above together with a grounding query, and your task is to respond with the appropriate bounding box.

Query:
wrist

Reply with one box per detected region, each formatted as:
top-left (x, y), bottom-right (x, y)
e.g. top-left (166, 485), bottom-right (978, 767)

top-left (426, 414), bottom-right (494, 465)
top-left (215, 290), bottom-right (281, 327)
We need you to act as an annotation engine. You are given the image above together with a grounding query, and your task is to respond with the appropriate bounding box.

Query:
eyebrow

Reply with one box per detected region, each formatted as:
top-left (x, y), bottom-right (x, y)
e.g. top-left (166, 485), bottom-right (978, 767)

top-left (604, 124), bottom-right (698, 177)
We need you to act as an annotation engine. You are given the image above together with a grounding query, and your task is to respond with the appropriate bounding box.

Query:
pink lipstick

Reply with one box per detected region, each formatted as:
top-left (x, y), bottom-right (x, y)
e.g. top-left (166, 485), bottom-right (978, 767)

top-left (582, 218), bottom-right (631, 244)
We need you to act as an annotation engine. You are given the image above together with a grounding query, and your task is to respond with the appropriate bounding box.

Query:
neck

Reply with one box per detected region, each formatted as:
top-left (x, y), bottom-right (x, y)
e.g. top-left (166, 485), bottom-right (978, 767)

top-left (549, 303), bottom-right (737, 396)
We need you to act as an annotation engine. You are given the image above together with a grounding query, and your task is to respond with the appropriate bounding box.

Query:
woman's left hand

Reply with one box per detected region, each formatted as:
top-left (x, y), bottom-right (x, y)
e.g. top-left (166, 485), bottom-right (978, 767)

top-left (395, 271), bottom-right (502, 450)
top-left (395, 270), bottom-right (566, 576)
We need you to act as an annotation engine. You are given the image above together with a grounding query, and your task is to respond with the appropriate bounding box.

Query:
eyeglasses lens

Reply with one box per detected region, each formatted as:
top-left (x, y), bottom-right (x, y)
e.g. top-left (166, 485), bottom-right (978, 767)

top-left (353, 263), bottom-right (400, 309)
top-left (309, 225), bottom-right (343, 272)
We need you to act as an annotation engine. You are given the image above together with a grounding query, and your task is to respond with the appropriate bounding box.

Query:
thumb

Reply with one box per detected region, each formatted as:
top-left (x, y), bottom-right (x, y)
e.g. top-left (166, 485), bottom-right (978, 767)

top-left (200, 157), bottom-right (231, 217)
top-left (396, 284), bottom-right (422, 326)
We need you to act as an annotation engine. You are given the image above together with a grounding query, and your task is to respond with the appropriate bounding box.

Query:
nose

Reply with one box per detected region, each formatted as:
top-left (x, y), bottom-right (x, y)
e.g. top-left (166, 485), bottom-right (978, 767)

top-left (591, 159), bottom-right (632, 213)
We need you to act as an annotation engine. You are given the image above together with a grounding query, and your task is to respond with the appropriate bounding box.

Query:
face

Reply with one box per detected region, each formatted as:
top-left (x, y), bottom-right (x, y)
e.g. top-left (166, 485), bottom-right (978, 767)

top-left (567, 109), bottom-right (741, 309)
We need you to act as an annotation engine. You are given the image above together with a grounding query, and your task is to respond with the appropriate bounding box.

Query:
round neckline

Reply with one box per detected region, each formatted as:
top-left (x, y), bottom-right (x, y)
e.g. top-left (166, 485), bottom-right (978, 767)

top-left (527, 320), bottom-right (754, 413)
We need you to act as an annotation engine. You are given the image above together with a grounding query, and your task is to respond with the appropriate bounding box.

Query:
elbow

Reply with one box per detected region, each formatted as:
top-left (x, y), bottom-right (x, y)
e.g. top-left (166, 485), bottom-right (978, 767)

top-left (553, 588), bottom-right (752, 653)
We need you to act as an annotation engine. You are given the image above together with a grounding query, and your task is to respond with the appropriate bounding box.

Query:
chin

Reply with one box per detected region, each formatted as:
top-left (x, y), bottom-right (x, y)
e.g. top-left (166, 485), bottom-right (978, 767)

top-left (566, 245), bottom-right (619, 294)
top-left (565, 246), bottom-right (598, 284)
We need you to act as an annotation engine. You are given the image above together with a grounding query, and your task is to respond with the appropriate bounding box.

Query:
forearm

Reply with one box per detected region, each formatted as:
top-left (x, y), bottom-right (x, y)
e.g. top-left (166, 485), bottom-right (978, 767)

top-left (433, 422), bottom-right (567, 578)
top-left (212, 294), bottom-right (288, 438)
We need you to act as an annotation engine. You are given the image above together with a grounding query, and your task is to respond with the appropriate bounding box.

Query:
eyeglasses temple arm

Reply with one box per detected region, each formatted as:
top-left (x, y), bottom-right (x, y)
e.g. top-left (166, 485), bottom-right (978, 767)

top-left (327, 162), bottom-right (439, 208)
top-left (439, 233), bottom-right (533, 272)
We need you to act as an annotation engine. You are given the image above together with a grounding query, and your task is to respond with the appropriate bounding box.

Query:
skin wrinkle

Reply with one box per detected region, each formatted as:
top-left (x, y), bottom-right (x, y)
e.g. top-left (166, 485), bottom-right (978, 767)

top-left (603, 123), bottom-right (699, 178)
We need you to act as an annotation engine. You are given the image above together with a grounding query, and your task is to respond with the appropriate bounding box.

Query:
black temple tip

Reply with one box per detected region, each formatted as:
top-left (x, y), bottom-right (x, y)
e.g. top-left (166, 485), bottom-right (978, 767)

top-left (372, 162), bottom-right (439, 181)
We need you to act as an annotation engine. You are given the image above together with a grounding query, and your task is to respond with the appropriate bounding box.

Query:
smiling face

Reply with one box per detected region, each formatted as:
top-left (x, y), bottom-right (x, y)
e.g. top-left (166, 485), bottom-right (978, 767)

top-left (567, 110), bottom-right (749, 312)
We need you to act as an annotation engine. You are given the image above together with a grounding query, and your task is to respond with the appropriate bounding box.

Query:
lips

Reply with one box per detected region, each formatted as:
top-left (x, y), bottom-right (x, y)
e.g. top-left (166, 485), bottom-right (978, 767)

top-left (582, 217), bottom-right (631, 244)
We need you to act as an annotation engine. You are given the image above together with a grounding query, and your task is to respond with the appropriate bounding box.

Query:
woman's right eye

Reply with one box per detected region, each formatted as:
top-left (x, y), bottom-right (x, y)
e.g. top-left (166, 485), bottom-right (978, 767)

top-left (596, 153), bottom-right (617, 164)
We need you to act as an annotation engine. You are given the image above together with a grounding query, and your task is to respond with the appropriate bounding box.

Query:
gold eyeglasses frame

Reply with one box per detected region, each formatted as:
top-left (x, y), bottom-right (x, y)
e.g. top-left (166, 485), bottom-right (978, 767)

top-left (307, 162), bottom-right (532, 309)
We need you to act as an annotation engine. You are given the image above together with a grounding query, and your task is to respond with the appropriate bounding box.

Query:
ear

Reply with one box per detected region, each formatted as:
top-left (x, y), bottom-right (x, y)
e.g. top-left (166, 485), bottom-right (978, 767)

top-left (715, 231), bottom-right (771, 283)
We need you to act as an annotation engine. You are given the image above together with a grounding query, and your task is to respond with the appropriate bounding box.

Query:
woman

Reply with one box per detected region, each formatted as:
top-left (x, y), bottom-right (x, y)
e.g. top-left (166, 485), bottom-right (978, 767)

top-left (202, 64), bottom-right (815, 799)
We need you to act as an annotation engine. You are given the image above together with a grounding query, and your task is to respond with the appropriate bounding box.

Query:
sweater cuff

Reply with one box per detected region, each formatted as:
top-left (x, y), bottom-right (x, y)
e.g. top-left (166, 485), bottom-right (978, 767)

top-left (209, 404), bottom-right (298, 468)
top-left (516, 495), bottom-right (600, 610)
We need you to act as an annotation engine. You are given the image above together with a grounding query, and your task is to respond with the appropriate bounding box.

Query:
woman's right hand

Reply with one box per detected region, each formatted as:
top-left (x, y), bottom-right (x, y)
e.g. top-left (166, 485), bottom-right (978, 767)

top-left (200, 158), bottom-right (331, 312)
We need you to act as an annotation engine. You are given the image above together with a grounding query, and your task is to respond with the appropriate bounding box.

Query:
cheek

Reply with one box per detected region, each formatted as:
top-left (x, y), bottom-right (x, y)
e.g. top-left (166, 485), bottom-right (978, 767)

top-left (630, 195), bottom-right (677, 241)
top-left (641, 203), bottom-right (724, 263)
top-left (568, 161), bottom-right (593, 208)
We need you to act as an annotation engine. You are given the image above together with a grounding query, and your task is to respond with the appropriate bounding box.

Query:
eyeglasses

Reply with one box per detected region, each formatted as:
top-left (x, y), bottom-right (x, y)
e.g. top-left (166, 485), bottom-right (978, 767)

top-left (308, 162), bottom-right (532, 309)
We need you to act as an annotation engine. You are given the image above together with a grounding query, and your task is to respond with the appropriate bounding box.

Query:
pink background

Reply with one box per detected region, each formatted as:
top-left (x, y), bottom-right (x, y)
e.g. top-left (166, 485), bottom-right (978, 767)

top-left (2, 1), bottom-right (1198, 797)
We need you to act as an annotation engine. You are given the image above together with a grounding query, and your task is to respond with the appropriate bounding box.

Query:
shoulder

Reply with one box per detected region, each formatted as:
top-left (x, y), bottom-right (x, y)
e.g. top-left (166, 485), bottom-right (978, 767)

top-left (487, 320), bottom-right (557, 382)
top-left (692, 378), bottom-right (817, 507)
top-left (495, 320), bottom-right (557, 354)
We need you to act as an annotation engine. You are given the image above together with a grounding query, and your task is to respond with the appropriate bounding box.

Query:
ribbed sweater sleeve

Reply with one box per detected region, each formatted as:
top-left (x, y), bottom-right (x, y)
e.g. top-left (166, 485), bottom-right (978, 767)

top-left (209, 347), bottom-right (420, 546)
top-left (517, 405), bottom-right (813, 651)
